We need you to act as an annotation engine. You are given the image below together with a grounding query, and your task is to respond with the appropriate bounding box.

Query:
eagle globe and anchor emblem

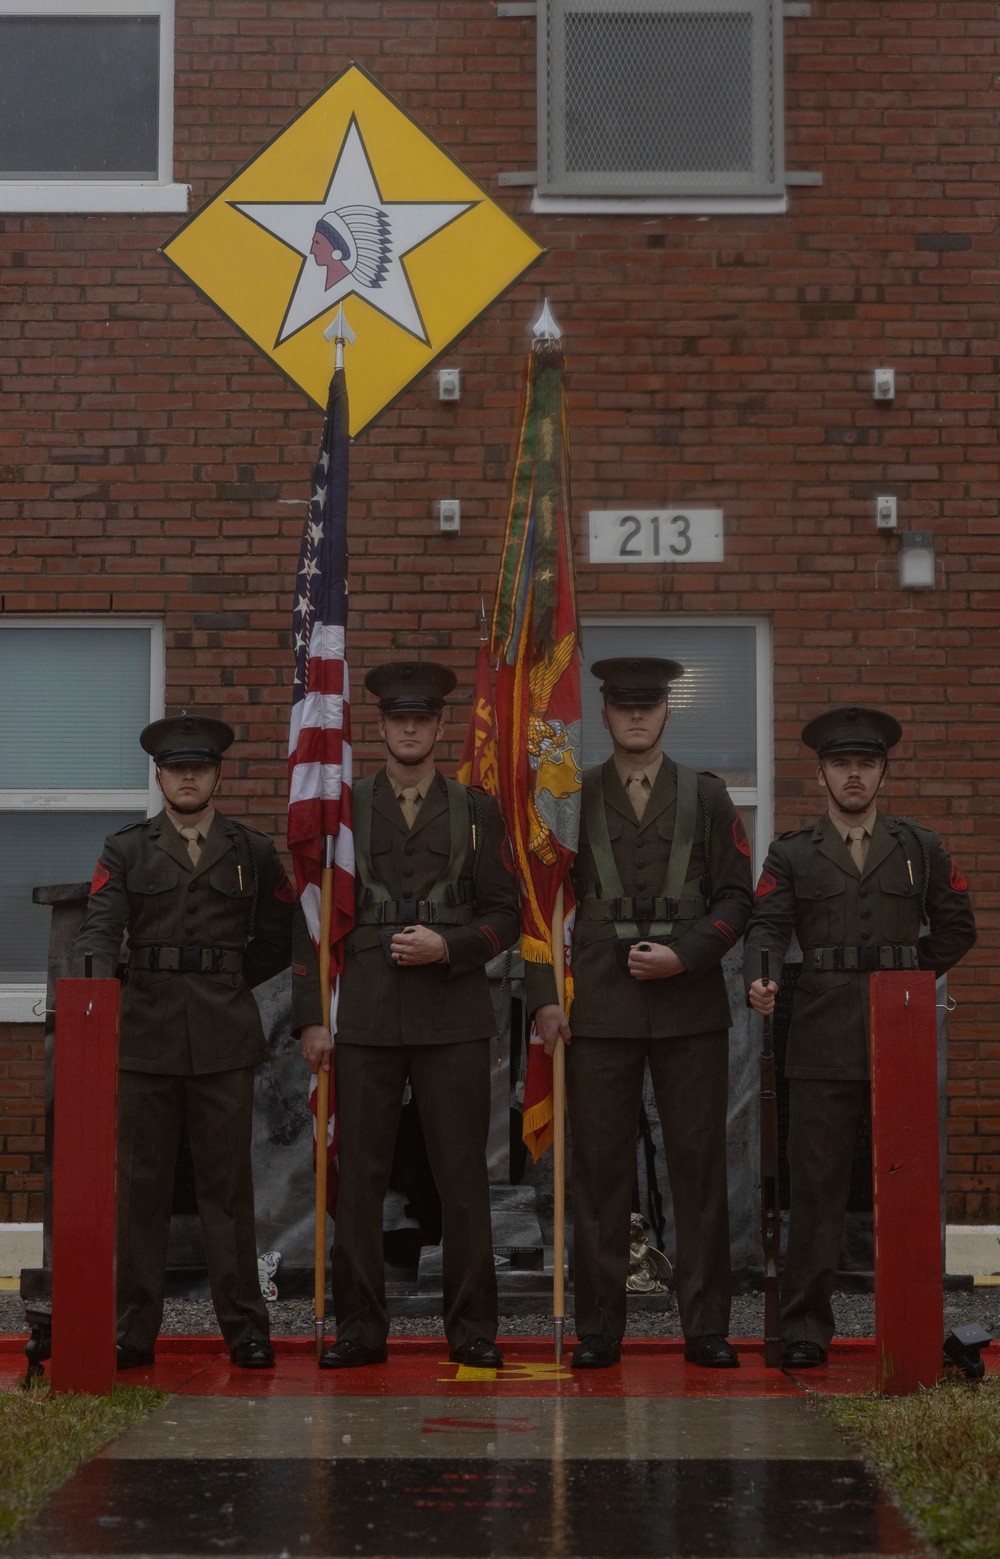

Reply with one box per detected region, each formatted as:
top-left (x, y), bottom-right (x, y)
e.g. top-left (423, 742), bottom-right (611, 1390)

top-left (526, 633), bottom-right (582, 867)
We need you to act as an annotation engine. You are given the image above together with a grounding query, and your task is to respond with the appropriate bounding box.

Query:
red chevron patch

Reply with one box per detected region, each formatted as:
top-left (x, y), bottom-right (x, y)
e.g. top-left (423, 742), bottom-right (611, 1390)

top-left (733, 814), bottom-right (751, 857)
top-left (90, 862), bottom-right (110, 895)
top-left (274, 872), bottom-right (296, 904)
top-left (949, 860), bottom-right (968, 892)
top-left (755, 869), bottom-right (778, 898)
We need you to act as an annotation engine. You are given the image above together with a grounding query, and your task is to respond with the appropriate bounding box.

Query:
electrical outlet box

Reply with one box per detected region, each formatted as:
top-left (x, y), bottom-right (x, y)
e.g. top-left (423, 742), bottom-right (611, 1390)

top-left (876, 496), bottom-right (898, 530)
top-left (438, 499), bottom-right (461, 533)
top-left (438, 368), bottom-right (461, 402)
top-left (873, 368), bottom-right (895, 402)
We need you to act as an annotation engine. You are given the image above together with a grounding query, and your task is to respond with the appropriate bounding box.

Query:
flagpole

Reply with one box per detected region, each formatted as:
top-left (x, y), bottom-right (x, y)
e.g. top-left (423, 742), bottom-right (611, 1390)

top-left (312, 305), bottom-right (354, 1363)
top-left (314, 844), bottom-right (334, 1362)
top-left (551, 882), bottom-right (566, 1364)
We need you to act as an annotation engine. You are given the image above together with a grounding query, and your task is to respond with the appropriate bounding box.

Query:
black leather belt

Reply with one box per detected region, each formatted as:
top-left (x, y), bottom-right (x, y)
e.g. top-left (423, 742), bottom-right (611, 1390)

top-left (130, 946), bottom-right (243, 974)
top-left (802, 945), bottom-right (918, 973)
top-left (356, 900), bottom-right (474, 928)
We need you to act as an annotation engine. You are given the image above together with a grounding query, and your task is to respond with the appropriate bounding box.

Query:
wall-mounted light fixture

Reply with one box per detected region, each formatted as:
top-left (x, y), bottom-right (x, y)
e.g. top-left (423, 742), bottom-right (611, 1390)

top-left (899, 531), bottom-right (935, 590)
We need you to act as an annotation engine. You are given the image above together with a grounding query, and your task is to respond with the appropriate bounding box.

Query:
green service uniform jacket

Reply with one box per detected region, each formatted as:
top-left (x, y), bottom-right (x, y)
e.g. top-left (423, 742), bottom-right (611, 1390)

top-left (291, 770), bottom-right (521, 1044)
top-left (74, 810), bottom-right (297, 1074)
top-left (743, 812), bottom-right (977, 1080)
top-left (523, 758), bottom-right (755, 1035)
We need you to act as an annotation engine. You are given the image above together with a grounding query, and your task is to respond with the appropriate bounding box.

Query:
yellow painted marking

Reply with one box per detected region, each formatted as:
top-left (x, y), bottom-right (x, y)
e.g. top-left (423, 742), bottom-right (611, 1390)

top-left (439, 1360), bottom-right (573, 1383)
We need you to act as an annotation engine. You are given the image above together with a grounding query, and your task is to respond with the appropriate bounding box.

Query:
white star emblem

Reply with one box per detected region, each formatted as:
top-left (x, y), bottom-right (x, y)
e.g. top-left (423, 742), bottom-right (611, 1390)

top-left (232, 117), bottom-right (475, 346)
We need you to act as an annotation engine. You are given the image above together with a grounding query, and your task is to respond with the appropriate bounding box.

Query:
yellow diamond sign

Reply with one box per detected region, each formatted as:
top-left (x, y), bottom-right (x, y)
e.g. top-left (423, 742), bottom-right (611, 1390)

top-left (162, 64), bottom-right (544, 436)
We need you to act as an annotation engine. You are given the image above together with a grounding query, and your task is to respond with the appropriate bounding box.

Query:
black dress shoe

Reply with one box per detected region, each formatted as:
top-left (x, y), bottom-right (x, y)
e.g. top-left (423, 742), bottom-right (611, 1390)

top-left (571, 1334), bottom-right (622, 1369)
top-left (230, 1338), bottom-right (276, 1369)
top-left (449, 1338), bottom-right (504, 1367)
top-left (116, 1344), bottom-right (155, 1370)
top-left (318, 1338), bottom-right (388, 1370)
top-left (781, 1339), bottom-right (828, 1369)
top-left (684, 1334), bottom-right (740, 1368)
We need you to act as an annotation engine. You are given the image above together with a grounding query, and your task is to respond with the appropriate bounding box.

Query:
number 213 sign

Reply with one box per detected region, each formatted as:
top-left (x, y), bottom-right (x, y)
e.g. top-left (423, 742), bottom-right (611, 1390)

top-left (588, 509), bottom-right (724, 565)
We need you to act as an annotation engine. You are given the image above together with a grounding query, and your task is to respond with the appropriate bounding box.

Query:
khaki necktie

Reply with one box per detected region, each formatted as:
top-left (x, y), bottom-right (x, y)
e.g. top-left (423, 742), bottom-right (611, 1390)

top-left (847, 825), bottom-right (867, 874)
top-left (179, 826), bottom-right (202, 866)
top-left (626, 771), bottom-right (650, 822)
top-left (399, 787), bottom-right (422, 830)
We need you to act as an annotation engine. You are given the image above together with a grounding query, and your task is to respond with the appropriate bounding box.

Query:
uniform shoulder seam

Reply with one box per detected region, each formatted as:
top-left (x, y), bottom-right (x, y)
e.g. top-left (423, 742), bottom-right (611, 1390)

top-left (114, 820), bottom-right (149, 835)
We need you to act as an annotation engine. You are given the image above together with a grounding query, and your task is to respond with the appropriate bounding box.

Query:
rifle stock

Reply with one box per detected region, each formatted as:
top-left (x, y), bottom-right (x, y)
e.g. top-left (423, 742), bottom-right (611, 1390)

top-left (759, 950), bottom-right (782, 1368)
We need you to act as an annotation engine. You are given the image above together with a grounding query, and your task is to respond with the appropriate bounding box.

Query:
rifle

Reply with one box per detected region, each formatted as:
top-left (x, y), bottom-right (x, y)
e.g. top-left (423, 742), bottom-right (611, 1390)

top-left (759, 950), bottom-right (782, 1368)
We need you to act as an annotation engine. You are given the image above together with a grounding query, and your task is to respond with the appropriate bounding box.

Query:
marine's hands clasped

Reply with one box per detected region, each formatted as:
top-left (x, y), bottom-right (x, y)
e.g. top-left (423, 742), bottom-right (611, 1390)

top-left (389, 924), bottom-right (448, 965)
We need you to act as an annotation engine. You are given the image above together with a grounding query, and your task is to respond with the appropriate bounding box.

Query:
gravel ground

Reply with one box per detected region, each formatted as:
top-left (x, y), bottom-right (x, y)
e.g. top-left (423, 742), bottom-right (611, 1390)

top-left (4, 1287), bottom-right (999, 1342)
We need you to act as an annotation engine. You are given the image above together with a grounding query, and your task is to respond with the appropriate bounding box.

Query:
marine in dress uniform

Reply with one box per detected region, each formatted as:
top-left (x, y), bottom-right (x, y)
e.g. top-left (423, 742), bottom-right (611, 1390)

top-left (744, 706), bottom-right (976, 1367)
top-left (295, 662), bottom-right (520, 1369)
top-left (527, 658), bottom-right (755, 1369)
top-left (73, 714), bottom-right (299, 1369)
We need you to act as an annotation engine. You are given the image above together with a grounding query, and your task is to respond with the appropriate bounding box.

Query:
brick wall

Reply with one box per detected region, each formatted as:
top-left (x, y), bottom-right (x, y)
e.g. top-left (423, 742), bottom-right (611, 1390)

top-left (0, 1026), bottom-right (45, 1221)
top-left (2, 2), bottom-right (998, 1219)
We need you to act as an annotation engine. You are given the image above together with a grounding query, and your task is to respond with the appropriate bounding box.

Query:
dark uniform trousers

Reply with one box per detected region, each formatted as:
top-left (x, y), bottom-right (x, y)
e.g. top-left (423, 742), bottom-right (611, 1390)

top-left (333, 1040), bottom-right (496, 1353)
top-left (74, 808), bottom-right (299, 1355)
top-left (780, 1078), bottom-right (868, 1350)
top-left (524, 758), bottom-right (754, 1344)
top-left (292, 770), bottom-right (521, 1355)
top-left (567, 1032), bottom-right (732, 1341)
top-left (117, 1066), bottom-right (270, 1354)
top-left (744, 809), bottom-right (976, 1351)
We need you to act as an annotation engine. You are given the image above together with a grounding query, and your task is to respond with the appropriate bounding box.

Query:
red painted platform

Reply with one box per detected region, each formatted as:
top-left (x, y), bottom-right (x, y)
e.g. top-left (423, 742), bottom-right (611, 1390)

top-left (2, 1333), bottom-right (961, 1398)
top-left (5, 1333), bottom-right (994, 1398)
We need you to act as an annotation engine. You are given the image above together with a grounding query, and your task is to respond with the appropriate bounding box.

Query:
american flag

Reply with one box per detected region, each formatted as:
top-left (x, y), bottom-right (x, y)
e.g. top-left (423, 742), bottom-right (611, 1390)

top-left (287, 363), bottom-right (355, 1208)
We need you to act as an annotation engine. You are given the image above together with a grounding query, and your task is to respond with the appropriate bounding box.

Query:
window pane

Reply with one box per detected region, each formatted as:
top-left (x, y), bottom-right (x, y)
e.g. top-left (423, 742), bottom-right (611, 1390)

top-left (0, 627), bottom-right (151, 789)
top-left (0, 811), bottom-right (144, 979)
top-left (0, 17), bottom-right (159, 178)
top-left (581, 622), bottom-right (757, 783)
top-left (564, 11), bottom-right (753, 175)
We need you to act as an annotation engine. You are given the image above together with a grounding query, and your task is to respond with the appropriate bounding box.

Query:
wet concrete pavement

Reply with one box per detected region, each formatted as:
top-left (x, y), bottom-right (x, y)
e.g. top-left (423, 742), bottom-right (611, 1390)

top-left (2, 1337), bottom-right (939, 1558)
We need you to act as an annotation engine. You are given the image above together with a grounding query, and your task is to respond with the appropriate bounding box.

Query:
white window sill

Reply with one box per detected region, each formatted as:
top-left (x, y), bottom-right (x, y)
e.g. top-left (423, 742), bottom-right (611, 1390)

top-left (0, 182), bottom-right (189, 214)
top-left (531, 192), bottom-right (788, 216)
top-left (0, 985), bottom-right (47, 1025)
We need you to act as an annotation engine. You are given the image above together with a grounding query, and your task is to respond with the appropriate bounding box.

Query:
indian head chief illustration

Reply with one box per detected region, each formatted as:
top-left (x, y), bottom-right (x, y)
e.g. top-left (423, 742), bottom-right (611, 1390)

top-left (231, 119), bottom-right (475, 348)
top-left (310, 205), bottom-right (391, 293)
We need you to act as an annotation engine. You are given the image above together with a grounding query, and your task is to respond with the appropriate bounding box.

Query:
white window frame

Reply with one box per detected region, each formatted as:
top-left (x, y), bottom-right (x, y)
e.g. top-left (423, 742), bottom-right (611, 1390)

top-left (580, 614), bottom-right (773, 878)
top-left (535, 0), bottom-right (786, 216)
top-left (0, 0), bottom-right (189, 213)
top-left (0, 617), bottom-right (164, 1022)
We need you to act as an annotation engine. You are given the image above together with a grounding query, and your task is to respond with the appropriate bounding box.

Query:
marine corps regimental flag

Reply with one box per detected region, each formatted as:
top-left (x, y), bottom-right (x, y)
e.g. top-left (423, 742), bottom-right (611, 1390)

top-left (456, 641), bottom-right (499, 798)
top-left (161, 64), bottom-right (543, 435)
top-left (491, 336), bottom-right (582, 1161)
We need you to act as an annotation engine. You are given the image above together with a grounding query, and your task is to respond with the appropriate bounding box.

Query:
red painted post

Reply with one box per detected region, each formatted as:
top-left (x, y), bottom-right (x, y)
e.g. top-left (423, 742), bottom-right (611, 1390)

top-left (50, 978), bottom-right (120, 1396)
top-left (870, 970), bottom-right (942, 1395)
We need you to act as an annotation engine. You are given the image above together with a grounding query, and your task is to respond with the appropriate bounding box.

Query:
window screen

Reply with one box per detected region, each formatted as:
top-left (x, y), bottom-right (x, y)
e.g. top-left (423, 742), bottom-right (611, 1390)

top-left (580, 621), bottom-right (757, 783)
top-left (0, 811), bottom-right (143, 979)
top-left (0, 16), bottom-right (159, 178)
top-left (0, 627), bottom-right (151, 789)
top-left (541, 0), bottom-right (783, 197)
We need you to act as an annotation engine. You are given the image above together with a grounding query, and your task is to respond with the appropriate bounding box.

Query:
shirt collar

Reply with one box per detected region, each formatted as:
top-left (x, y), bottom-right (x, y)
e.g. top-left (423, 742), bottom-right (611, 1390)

top-left (167, 807), bottom-right (215, 839)
top-left (828, 806), bottom-right (877, 843)
top-left (388, 769), bottom-right (436, 801)
top-left (613, 751), bottom-right (664, 790)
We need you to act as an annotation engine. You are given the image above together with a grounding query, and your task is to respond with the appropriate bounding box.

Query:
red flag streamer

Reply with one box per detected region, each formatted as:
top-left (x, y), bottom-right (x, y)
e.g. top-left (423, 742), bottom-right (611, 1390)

top-left (491, 334), bottom-right (581, 1162)
top-left (456, 640), bottom-right (500, 797)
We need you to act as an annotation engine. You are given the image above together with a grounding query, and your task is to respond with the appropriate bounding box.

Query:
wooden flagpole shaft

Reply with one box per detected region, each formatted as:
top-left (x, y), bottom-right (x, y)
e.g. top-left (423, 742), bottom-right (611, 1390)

top-left (551, 882), bottom-right (566, 1364)
top-left (314, 860), bottom-right (334, 1361)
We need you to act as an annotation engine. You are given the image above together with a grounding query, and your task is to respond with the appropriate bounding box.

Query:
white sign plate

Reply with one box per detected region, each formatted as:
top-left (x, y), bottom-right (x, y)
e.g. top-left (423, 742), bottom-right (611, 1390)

top-left (588, 509), bottom-right (724, 565)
